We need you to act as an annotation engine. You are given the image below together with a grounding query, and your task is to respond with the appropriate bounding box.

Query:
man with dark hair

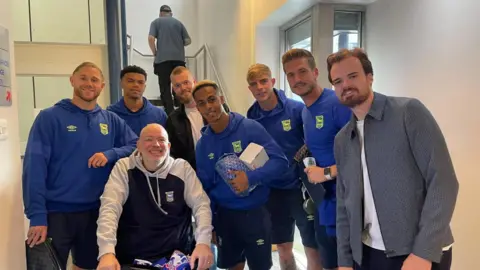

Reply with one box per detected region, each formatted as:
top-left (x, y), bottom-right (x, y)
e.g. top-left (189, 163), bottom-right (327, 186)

top-left (282, 48), bottom-right (352, 270)
top-left (107, 65), bottom-right (168, 136)
top-left (193, 80), bottom-right (289, 270)
top-left (148, 4), bottom-right (192, 115)
top-left (329, 48), bottom-right (458, 270)
top-left (23, 62), bottom-right (138, 270)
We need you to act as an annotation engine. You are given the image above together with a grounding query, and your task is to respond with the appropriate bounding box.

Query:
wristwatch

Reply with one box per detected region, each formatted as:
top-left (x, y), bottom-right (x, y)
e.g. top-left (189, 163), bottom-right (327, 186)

top-left (324, 167), bottom-right (332, 180)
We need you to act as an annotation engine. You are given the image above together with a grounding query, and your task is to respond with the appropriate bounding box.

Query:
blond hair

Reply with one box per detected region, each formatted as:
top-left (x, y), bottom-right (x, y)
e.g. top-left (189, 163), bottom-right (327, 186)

top-left (281, 49), bottom-right (316, 70)
top-left (170, 66), bottom-right (190, 79)
top-left (72, 62), bottom-right (104, 79)
top-left (246, 63), bottom-right (272, 82)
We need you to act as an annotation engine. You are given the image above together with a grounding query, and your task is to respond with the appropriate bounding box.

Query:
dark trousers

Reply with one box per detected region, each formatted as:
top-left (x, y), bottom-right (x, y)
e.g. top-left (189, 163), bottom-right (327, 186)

top-left (153, 60), bottom-right (186, 115)
top-left (355, 245), bottom-right (452, 270)
top-left (47, 210), bottom-right (99, 269)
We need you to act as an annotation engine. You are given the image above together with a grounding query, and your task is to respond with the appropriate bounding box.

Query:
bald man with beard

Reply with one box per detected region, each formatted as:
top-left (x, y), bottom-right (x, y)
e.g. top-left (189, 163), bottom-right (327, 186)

top-left (96, 124), bottom-right (214, 270)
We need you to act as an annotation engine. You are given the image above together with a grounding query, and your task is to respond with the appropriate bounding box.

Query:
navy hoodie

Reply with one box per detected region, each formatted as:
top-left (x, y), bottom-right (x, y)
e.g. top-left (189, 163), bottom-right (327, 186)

top-left (107, 97), bottom-right (168, 135)
top-left (195, 112), bottom-right (288, 211)
top-left (247, 89), bottom-right (305, 189)
top-left (22, 99), bottom-right (138, 226)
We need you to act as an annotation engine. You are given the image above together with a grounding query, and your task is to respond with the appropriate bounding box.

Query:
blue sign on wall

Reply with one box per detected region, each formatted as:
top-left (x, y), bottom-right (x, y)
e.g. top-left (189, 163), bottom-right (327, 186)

top-left (0, 25), bottom-right (12, 107)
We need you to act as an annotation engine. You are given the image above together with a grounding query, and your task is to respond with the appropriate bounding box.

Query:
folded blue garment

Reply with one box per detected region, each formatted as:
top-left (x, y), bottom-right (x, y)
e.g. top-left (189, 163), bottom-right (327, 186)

top-left (132, 250), bottom-right (190, 270)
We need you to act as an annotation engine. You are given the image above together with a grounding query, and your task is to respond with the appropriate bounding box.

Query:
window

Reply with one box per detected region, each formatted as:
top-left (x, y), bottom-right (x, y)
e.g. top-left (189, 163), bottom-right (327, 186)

top-left (333, 11), bottom-right (363, 52)
top-left (284, 17), bottom-right (312, 102)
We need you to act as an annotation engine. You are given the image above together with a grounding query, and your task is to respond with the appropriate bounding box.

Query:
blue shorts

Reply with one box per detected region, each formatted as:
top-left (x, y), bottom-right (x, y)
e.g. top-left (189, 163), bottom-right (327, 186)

top-left (47, 209), bottom-right (99, 269)
top-left (266, 187), bottom-right (318, 248)
top-left (314, 209), bottom-right (338, 269)
top-left (214, 205), bottom-right (272, 270)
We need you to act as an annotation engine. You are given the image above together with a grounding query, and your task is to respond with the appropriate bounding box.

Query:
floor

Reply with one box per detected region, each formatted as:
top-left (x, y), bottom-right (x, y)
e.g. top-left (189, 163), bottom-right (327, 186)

top-left (243, 227), bottom-right (308, 270)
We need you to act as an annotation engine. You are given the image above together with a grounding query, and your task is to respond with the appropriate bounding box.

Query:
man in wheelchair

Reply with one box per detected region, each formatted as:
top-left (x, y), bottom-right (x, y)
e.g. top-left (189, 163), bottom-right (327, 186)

top-left (96, 124), bottom-right (214, 270)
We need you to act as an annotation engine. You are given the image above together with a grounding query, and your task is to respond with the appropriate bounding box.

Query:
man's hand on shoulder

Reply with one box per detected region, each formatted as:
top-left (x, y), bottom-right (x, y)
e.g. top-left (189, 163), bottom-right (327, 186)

top-left (189, 243), bottom-right (214, 270)
top-left (88, 153), bottom-right (108, 168)
top-left (97, 253), bottom-right (120, 270)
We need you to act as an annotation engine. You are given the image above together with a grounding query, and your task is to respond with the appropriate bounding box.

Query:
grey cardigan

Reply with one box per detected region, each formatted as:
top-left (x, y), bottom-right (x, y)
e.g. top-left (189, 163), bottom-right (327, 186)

top-left (334, 92), bottom-right (458, 267)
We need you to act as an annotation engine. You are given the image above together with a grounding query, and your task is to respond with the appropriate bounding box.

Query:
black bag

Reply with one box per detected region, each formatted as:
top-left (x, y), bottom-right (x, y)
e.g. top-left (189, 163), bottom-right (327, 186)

top-left (26, 238), bottom-right (63, 270)
top-left (294, 144), bottom-right (325, 207)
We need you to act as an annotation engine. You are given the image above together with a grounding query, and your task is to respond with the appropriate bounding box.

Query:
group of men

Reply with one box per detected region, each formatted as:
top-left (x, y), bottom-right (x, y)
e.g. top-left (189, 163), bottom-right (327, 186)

top-left (22, 17), bottom-right (459, 270)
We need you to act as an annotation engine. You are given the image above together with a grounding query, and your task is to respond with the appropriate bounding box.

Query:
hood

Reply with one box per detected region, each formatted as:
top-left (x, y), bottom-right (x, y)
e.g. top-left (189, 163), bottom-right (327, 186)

top-left (246, 88), bottom-right (287, 121)
top-left (129, 150), bottom-right (175, 215)
top-left (200, 112), bottom-right (244, 139)
top-left (55, 98), bottom-right (102, 115)
top-left (129, 149), bottom-right (175, 178)
top-left (107, 97), bottom-right (154, 116)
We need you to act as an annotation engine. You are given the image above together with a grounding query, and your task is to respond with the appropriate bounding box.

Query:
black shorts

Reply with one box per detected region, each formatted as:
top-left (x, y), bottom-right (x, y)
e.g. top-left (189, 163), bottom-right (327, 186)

top-left (214, 206), bottom-right (272, 270)
top-left (47, 209), bottom-right (99, 269)
top-left (314, 210), bottom-right (338, 269)
top-left (266, 188), bottom-right (318, 248)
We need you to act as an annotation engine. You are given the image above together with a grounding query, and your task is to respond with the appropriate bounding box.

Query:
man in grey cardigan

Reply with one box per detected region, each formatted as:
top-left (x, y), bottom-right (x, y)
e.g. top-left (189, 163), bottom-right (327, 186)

top-left (329, 48), bottom-right (458, 270)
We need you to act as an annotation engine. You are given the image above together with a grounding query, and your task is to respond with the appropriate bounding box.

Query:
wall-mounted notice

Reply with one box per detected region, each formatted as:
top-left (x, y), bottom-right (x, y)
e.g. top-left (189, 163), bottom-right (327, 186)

top-left (0, 25), bottom-right (12, 107)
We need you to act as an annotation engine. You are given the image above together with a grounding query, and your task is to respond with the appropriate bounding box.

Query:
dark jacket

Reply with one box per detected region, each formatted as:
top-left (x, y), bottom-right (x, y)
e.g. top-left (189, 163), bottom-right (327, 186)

top-left (166, 105), bottom-right (206, 170)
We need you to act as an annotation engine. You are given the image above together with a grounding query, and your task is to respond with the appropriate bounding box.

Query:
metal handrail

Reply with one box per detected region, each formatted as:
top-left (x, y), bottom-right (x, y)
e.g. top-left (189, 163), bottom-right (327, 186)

top-left (126, 34), bottom-right (230, 109)
top-left (203, 43), bottom-right (230, 108)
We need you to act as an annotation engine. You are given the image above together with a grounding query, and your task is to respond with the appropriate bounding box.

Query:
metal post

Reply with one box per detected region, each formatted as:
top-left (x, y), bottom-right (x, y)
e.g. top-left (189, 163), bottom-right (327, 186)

top-left (203, 47), bottom-right (207, 79)
top-left (105, 0), bottom-right (122, 104)
top-left (120, 0), bottom-right (128, 68)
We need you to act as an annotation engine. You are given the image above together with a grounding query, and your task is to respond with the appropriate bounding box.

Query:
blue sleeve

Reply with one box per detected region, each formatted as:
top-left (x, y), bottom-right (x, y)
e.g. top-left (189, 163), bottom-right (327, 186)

top-left (333, 102), bottom-right (352, 130)
top-left (195, 142), bottom-right (217, 216)
top-left (158, 109), bottom-right (168, 127)
top-left (296, 103), bottom-right (305, 140)
top-left (103, 116), bottom-right (138, 162)
top-left (22, 111), bottom-right (53, 226)
top-left (245, 121), bottom-right (289, 186)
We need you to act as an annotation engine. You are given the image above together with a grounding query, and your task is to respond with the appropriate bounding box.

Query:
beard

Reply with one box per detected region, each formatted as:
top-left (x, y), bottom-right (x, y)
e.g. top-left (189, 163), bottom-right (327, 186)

top-left (340, 87), bottom-right (370, 108)
top-left (293, 82), bottom-right (315, 97)
top-left (143, 148), bottom-right (170, 169)
top-left (74, 87), bottom-right (100, 103)
top-left (178, 94), bottom-right (193, 105)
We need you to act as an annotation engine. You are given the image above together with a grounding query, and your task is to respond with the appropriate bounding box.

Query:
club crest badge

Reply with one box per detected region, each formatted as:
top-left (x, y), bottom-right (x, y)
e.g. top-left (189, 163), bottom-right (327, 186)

top-left (165, 191), bottom-right (174, 202)
top-left (99, 123), bottom-right (109, 135)
top-left (281, 119), bottom-right (291, 131)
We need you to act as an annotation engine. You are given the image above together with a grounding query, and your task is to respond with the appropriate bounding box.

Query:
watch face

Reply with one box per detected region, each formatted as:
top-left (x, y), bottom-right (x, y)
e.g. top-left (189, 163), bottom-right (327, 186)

top-left (324, 167), bottom-right (331, 175)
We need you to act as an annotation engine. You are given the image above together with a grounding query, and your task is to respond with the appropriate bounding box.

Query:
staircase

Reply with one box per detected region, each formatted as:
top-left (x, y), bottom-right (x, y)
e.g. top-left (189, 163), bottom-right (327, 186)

top-left (126, 35), bottom-right (230, 112)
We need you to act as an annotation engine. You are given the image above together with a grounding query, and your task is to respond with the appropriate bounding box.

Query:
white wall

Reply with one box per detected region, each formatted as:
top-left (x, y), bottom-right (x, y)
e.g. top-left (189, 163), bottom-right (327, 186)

top-left (196, 0), bottom-right (331, 113)
top-left (0, 0), bottom-right (27, 268)
top-left (366, 0), bottom-right (480, 269)
top-left (13, 0), bottom-right (106, 44)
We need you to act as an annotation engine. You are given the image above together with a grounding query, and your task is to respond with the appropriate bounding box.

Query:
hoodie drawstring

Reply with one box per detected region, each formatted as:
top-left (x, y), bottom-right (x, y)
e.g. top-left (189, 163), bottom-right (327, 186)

top-left (146, 173), bottom-right (168, 215)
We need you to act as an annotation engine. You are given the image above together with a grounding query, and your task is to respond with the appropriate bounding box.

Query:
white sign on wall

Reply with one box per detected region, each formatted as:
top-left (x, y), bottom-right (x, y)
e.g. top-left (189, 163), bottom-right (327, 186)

top-left (0, 25), bottom-right (12, 107)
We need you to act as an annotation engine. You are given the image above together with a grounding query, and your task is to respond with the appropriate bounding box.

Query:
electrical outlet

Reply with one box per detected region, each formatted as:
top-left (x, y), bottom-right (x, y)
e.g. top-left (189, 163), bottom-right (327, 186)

top-left (0, 119), bottom-right (7, 141)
